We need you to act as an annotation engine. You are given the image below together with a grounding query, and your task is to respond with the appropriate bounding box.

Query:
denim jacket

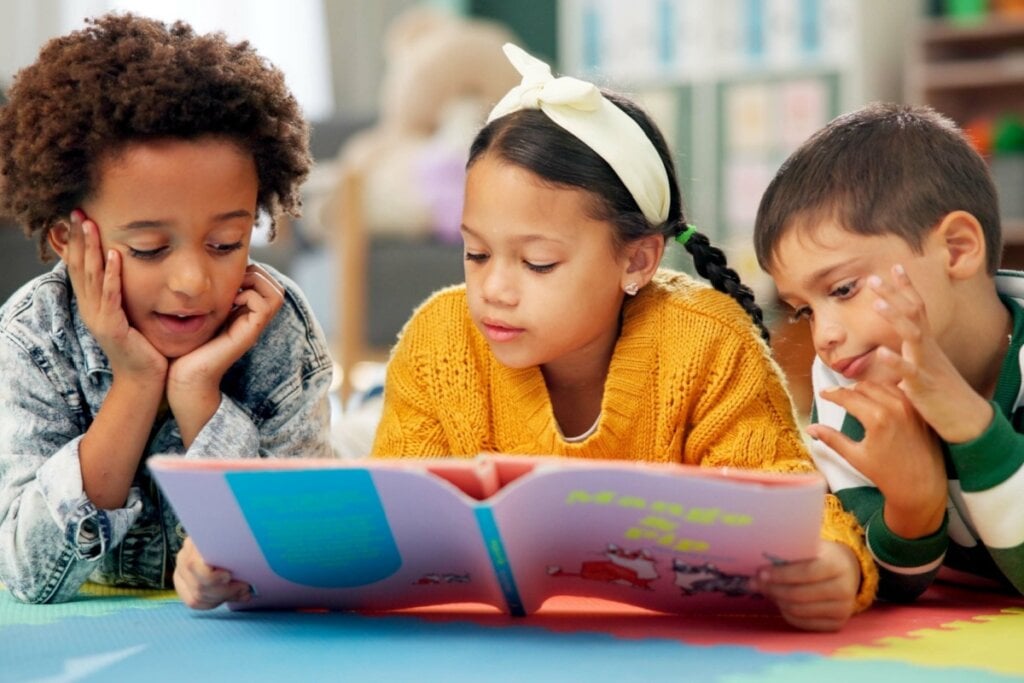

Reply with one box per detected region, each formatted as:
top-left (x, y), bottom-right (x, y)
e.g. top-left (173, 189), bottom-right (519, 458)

top-left (0, 261), bottom-right (334, 603)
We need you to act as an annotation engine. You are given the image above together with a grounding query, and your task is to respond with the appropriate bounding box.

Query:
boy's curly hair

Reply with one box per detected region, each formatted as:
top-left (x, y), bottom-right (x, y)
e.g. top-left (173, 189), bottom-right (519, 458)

top-left (0, 12), bottom-right (311, 260)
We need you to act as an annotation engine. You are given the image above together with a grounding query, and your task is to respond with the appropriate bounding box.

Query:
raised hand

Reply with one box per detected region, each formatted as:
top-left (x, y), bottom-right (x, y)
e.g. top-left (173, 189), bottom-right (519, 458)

top-left (807, 380), bottom-right (947, 538)
top-left (60, 211), bottom-right (167, 509)
top-left (167, 264), bottom-right (285, 445)
top-left (867, 265), bottom-right (996, 444)
top-left (62, 211), bottom-right (168, 382)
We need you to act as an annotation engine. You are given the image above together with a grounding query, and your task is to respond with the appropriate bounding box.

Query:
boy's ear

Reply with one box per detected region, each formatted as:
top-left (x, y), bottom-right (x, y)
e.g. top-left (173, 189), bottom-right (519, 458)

top-left (935, 210), bottom-right (986, 280)
top-left (47, 222), bottom-right (70, 260)
top-left (621, 234), bottom-right (665, 287)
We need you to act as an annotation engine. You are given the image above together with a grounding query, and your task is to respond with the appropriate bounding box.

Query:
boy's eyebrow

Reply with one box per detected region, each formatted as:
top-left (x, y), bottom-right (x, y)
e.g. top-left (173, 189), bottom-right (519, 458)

top-left (117, 209), bottom-right (254, 231)
top-left (775, 262), bottom-right (847, 301)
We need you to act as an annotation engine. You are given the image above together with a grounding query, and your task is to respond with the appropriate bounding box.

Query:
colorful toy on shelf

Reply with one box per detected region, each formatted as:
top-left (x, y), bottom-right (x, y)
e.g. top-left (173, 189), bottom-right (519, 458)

top-left (944, 0), bottom-right (989, 23)
top-left (962, 116), bottom-right (994, 156)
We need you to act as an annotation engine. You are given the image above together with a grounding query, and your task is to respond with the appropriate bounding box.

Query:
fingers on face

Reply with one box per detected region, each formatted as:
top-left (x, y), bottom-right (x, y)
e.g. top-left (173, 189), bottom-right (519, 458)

top-left (60, 213), bottom-right (83, 268)
top-left (65, 213), bottom-right (107, 291)
top-left (236, 267), bottom-right (285, 316)
top-left (243, 265), bottom-right (285, 296)
top-left (101, 249), bottom-right (122, 311)
top-left (81, 220), bottom-right (105, 285)
top-left (868, 265), bottom-right (927, 343)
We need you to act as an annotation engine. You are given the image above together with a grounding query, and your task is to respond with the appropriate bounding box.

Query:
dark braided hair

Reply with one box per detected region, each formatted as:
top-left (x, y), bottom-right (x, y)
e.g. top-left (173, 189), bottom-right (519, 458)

top-left (679, 229), bottom-right (768, 343)
top-left (467, 92), bottom-right (770, 343)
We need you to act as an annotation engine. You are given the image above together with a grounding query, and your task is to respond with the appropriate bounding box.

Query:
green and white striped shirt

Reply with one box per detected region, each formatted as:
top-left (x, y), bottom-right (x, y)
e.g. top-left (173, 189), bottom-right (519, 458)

top-left (810, 270), bottom-right (1024, 601)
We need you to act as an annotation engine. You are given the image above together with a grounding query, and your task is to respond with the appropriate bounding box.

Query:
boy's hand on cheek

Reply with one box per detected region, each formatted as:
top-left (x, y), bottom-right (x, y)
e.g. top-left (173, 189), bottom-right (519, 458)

top-left (64, 211), bottom-right (167, 386)
top-left (807, 381), bottom-right (947, 539)
top-left (869, 265), bottom-right (993, 443)
top-left (166, 264), bottom-right (285, 443)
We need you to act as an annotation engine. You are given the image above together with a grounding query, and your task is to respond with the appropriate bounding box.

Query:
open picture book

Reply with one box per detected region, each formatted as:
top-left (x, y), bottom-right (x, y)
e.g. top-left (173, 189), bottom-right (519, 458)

top-left (148, 454), bottom-right (826, 615)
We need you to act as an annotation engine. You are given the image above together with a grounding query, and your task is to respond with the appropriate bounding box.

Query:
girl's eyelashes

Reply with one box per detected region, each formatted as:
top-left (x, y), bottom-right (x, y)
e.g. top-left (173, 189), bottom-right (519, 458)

top-left (524, 261), bottom-right (556, 274)
top-left (128, 246), bottom-right (166, 260)
top-left (212, 241), bottom-right (244, 254)
top-left (127, 241), bottom-right (245, 260)
top-left (463, 250), bottom-right (557, 273)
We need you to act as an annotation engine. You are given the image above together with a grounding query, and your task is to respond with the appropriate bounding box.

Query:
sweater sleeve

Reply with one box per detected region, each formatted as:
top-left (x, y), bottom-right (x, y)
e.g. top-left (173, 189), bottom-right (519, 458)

top-left (947, 404), bottom-right (1024, 593)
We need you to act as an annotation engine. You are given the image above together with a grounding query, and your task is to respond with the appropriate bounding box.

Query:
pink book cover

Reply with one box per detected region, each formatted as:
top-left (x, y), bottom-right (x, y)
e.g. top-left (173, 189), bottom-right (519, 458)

top-left (148, 455), bottom-right (825, 614)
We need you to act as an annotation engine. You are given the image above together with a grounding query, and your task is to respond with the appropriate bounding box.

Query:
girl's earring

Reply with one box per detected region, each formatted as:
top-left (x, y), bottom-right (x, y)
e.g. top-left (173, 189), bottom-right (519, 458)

top-left (624, 282), bottom-right (640, 296)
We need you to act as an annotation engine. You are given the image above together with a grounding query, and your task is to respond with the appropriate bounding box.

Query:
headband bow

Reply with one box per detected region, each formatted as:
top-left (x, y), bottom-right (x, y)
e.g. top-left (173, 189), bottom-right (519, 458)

top-left (487, 44), bottom-right (670, 226)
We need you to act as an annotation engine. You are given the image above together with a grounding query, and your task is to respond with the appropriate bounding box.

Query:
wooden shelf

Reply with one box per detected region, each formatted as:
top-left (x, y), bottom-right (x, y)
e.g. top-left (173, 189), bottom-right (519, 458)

top-left (908, 15), bottom-right (1024, 111)
top-left (920, 15), bottom-right (1024, 45)
top-left (920, 56), bottom-right (1024, 91)
top-left (908, 16), bottom-right (1024, 268)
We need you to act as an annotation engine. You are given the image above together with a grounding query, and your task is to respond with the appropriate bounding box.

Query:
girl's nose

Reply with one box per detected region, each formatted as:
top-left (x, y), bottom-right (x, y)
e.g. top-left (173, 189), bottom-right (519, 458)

top-left (167, 255), bottom-right (210, 298)
top-left (480, 262), bottom-right (518, 307)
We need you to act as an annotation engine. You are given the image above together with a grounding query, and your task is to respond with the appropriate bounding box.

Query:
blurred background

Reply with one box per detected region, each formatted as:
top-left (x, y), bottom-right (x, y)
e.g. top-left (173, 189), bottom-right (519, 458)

top-left (3, 0), bottom-right (1024, 439)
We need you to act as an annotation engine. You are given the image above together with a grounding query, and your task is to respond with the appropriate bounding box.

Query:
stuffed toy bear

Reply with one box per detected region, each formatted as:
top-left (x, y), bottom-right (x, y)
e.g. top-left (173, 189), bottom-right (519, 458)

top-left (332, 7), bottom-right (521, 240)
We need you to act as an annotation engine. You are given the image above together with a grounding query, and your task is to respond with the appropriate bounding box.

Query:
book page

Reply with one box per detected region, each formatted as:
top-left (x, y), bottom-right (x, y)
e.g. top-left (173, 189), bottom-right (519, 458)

top-left (489, 461), bottom-right (824, 614)
top-left (150, 458), bottom-right (506, 611)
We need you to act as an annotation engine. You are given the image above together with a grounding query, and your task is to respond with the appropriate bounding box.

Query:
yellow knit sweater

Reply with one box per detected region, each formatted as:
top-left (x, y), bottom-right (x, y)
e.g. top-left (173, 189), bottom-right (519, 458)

top-left (371, 269), bottom-right (877, 609)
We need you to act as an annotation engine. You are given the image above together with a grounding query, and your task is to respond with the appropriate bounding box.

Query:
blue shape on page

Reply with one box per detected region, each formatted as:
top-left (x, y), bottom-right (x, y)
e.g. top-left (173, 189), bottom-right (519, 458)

top-left (226, 469), bottom-right (400, 588)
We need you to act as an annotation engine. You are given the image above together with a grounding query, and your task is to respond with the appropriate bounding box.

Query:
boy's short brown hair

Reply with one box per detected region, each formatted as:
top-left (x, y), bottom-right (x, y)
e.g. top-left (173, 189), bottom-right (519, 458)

top-left (754, 102), bottom-right (1001, 275)
top-left (0, 12), bottom-right (311, 259)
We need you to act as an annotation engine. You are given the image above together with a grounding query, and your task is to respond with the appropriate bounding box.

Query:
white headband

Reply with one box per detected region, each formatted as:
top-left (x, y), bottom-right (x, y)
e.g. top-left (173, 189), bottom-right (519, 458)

top-left (487, 43), bottom-right (670, 226)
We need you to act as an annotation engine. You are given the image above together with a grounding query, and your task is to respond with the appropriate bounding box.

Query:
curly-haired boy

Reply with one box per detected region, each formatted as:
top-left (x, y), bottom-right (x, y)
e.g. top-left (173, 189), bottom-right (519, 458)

top-left (0, 13), bottom-right (333, 604)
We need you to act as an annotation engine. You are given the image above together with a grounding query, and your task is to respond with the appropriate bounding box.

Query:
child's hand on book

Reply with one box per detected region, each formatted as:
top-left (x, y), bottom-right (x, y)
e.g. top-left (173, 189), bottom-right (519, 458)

top-left (174, 537), bottom-right (252, 611)
top-left (751, 540), bottom-right (860, 632)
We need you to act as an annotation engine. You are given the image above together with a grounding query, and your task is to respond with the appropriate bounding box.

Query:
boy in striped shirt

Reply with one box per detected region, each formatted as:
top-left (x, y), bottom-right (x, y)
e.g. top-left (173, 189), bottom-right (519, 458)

top-left (753, 102), bottom-right (1024, 601)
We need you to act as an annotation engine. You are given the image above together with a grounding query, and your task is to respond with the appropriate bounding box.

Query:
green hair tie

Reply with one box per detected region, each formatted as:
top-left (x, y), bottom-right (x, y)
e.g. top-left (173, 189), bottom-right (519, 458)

top-left (675, 224), bottom-right (697, 246)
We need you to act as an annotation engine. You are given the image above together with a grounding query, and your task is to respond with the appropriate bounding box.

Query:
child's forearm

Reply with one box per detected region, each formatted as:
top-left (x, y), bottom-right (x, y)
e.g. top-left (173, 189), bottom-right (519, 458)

top-left (167, 383), bottom-right (221, 449)
top-left (933, 387), bottom-right (995, 445)
top-left (79, 373), bottom-right (163, 509)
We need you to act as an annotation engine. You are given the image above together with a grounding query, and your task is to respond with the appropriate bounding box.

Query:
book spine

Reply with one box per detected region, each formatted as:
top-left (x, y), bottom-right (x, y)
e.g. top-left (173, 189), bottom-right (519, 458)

top-left (474, 507), bottom-right (525, 616)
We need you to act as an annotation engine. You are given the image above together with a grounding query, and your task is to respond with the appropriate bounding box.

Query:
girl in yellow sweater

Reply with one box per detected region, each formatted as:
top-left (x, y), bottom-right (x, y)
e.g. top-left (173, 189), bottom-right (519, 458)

top-left (368, 45), bottom-right (876, 630)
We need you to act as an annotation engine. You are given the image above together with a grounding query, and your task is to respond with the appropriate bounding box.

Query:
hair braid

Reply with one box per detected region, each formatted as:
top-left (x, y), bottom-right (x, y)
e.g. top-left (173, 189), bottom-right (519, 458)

top-left (683, 229), bottom-right (770, 344)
